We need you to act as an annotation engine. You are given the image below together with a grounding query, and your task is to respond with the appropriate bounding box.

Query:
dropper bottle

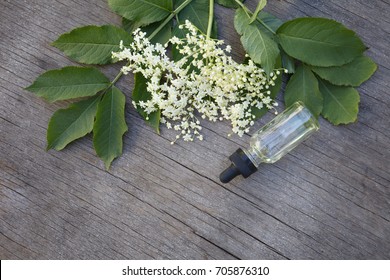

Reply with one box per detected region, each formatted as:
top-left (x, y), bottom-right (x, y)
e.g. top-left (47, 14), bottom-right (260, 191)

top-left (220, 101), bottom-right (319, 183)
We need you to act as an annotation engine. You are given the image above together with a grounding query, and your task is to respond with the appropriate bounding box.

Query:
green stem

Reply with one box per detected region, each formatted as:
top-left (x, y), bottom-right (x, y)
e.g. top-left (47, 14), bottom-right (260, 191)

top-left (206, 0), bottom-right (215, 39)
top-left (234, 0), bottom-right (276, 35)
top-left (256, 17), bottom-right (276, 35)
top-left (148, 0), bottom-right (193, 40)
top-left (250, 0), bottom-right (266, 23)
top-left (110, 70), bottom-right (125, 86)
top-left (234, 0), bottom-right (247, 10)
top-left (100, 68), bottom-right (126, 95)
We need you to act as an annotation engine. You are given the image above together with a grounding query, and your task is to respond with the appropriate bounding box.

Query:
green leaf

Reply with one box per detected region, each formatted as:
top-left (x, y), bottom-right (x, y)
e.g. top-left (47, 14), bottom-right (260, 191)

top-left (269, 55), bottom-right (283, 98)
top-left (235, 10), bottom-right (282, 36)
top-left (108, 0), bottom-right (173, 26)
top-left (215, 0), bottom-right (243, 8)
top-left (311, 55), bottom-right (377, 87)
top-left (250, 0), bottom-right (267, 24)
top-left (47, 95), bottom-right (101, 151)
top-left (234, 8), bottom-right (279, 76)
top-left (122, 17), bottom-right (141, 33)
top-left (25, 66), bottom-right (110, 102)
top-left (122, 18), bottom-right (172, 44)
top-left (171, 25), bottom-right (196, 72)
top-left (318, 79), bottom-right (360, 125)
top-left (177, 0), bottom-right (217, 37)
top-left (133, 73), bottom-right (161, 133)
top-left (93, 86), bottom-right (128, 169)
top-left (281, 49), bottom-right (295, 73)
top-left (140, 20), bottom-right (172, 45)
top-left (277, 18), bottom-right (366, 67)
top-left (284, 64), bottom-right (323, 117)
top-left (256, 11), bottom-right (283, 37)
top-left (52, 25), bottom-right (133, 65)
top-left (172, 25), bottom-right (188, 62)
top-left (234, 8), bottom-right (249, 35)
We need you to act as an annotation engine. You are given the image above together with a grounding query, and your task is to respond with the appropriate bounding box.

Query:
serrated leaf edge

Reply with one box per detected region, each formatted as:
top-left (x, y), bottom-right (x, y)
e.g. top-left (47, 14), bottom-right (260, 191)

top-left (46, 95), bottom-right (102, 151)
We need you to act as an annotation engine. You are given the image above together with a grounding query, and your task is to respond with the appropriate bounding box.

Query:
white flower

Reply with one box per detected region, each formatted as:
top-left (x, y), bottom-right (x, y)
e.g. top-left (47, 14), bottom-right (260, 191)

top-left (112, 22), bottom-right (283, 143)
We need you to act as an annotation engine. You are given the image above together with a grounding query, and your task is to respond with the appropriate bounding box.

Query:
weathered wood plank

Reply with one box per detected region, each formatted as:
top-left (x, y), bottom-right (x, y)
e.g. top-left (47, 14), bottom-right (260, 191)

top-left (1, 0), bottom-right (389, 260)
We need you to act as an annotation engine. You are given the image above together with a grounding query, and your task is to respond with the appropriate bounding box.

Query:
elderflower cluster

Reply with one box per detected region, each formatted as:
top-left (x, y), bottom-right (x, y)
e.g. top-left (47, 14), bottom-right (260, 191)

top-left (112, 20), bottom-right (284, 143)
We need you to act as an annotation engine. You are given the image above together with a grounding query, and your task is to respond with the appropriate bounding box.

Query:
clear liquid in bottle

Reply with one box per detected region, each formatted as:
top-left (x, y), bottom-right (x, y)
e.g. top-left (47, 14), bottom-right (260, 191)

top-left (220, 101), bottom-right (319, 183)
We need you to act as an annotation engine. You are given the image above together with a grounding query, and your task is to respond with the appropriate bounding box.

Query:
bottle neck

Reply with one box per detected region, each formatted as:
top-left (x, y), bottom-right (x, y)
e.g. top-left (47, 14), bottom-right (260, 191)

top-left (244, 147), bottom-right (263, 168)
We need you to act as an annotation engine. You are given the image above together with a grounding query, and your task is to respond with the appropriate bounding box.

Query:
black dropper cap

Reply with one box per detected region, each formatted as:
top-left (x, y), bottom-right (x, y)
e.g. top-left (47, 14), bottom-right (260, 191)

top-left (219, 148), bottom-right (258, 183)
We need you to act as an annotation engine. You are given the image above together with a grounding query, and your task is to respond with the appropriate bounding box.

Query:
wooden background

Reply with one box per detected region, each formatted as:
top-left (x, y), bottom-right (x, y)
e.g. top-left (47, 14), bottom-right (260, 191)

top-left (1, 0), bottom-right (389, 259)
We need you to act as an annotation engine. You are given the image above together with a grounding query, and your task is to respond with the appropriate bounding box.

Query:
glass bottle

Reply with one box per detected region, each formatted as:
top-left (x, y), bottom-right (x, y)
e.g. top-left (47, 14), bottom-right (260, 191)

top-left (220, 101), bottom-right (319, 183)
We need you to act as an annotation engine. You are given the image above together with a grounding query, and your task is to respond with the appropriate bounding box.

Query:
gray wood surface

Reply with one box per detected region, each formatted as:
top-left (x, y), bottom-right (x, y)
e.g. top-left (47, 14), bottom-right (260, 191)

top-left (1, 0), bottom-right (389, 260)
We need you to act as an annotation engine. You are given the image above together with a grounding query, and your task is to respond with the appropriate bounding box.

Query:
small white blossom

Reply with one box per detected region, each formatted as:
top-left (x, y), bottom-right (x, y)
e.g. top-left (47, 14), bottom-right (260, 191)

top-left (112, 21), bottom-right (283, 143)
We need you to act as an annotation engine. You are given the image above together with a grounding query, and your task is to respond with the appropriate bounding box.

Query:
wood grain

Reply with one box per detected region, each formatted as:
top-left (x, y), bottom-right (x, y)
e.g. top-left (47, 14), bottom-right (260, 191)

top-left (1, 0), bottom-right (389, 259)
